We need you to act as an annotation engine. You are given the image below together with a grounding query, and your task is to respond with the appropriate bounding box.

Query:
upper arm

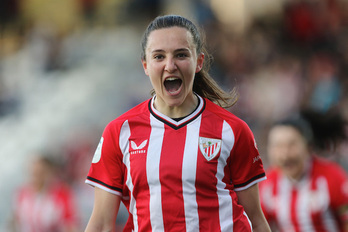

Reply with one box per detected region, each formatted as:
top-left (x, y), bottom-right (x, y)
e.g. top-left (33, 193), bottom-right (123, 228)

top-left (236, 184), bottom-right (271, 232)
top-left (85, 187), bottom-right (121, 232)
top-left (230, 120), bottom-right (266, 191)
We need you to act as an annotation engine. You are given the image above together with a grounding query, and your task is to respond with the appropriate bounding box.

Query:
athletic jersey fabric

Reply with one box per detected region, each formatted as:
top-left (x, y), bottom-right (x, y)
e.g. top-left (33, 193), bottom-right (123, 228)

top-left (13, 181), bottom-right (78, 232)
top-left (259, 156), bottom-right (348, 232)
top-left (86, 95), bottom-right (266, 232)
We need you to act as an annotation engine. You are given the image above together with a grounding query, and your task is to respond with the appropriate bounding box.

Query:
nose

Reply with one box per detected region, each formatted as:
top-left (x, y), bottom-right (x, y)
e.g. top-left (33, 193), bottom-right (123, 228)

top-left (277, 145), bottom-right (294, 161)
top-left (164, 57), bottom-right (177, 73)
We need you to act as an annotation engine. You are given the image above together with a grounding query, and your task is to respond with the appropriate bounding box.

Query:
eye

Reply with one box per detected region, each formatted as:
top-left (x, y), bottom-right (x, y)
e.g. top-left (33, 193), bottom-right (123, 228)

top-left (176, 53), bottom-right (188, 58)
top-left (154, 54), bottom-right (164, 60)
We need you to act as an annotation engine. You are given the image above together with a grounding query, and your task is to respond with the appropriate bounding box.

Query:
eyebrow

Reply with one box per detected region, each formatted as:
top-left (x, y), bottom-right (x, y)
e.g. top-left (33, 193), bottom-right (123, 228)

top-left (150, 48), bottom-right (191, 53)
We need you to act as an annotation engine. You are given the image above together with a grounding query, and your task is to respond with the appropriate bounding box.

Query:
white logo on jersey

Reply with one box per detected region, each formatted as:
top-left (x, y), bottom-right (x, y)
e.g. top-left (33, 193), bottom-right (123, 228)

top-left (199, 137), bottom-right (221, 161)
top-left (92, 137), bottom-right (104, 163)
top-left (130, 140), bottom-right (148, 155)
top-left (131, 140), bottom-right (148, 150)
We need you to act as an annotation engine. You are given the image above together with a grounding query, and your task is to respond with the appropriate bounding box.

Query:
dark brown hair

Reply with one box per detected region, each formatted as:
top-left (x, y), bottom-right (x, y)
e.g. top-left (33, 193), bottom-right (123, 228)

top-left (141, 15), bottom-right (238, 108)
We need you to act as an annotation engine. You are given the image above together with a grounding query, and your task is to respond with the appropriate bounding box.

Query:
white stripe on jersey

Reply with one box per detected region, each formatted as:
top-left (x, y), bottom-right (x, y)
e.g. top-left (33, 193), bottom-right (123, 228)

top-left (120, 120), bottom-right (139, 231)
top-left (274, 175), bottom-right (339, 232)
top-left (297, 181), bottom-right (315, 231)
top-left (243, 211), bottom-right (253, 229)
top-left (146, 114), bottom-right (165, 231)
top-left (317, 177), bottom-right (339, 232)
top-left (217, 121), bottom-right (235, 232)
top-left (182, 115), bottom-right (201, 231)
top-left (277, 177), bottom-right (296, 232)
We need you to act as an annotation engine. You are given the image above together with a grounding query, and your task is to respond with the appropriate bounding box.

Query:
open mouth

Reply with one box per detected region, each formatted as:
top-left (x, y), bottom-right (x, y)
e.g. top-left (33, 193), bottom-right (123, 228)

top-left (164, 77), bottom-right (182, 94)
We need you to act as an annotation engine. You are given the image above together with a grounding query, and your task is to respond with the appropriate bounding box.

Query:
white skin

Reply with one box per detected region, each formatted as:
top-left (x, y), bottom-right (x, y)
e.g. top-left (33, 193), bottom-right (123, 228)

top-left (142, 26), bottom-right (204, 118)
top-left (85, 26), bottom-right (271, 232)
top-left (267, 125), bottom-right (310, 181)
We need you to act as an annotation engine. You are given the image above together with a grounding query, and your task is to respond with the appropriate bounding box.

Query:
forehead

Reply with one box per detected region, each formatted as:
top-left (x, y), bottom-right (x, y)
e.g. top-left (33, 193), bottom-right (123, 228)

top-left (269, 125), bottom-right (303, 143)
top-left (146, 27), bottom-right (195, 51)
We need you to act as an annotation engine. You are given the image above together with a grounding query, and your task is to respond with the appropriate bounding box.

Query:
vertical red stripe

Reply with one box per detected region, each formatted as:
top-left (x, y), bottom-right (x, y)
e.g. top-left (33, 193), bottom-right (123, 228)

top-left (196, 112), bottom-right (223, 231)
top-left (128, 117), bottom-right (152, 231)
top-left (160, 125), bottom-right (186, 231)
top-left (290, 188), bottom-right (300, 232)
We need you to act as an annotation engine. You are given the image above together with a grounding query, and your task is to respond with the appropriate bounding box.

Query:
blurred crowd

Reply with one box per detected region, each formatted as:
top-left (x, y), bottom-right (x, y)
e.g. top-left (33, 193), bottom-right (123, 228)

top-left (1, 0), bottom-right (348, 231)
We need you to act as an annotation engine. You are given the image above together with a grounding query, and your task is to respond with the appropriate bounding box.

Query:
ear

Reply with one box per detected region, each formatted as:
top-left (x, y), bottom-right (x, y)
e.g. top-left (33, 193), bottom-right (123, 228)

top-left (142, 59), bottom-right (149, 76)
top-left (195, 52), bottom-right (204, 73)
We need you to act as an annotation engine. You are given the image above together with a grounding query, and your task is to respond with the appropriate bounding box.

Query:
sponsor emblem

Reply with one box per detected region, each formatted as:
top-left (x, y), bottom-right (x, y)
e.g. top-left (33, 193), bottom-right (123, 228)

top-left (129, 140), bottom-right (148, 155)
top-left (199, 137), bottom-right (221, 161)
top-left (92, 137), bottom-right (103, 163)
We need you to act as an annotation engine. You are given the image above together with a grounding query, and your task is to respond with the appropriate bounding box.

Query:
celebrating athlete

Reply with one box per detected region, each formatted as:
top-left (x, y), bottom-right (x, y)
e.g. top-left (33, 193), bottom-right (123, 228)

top-left (84, 15), bottom-right (271, 232)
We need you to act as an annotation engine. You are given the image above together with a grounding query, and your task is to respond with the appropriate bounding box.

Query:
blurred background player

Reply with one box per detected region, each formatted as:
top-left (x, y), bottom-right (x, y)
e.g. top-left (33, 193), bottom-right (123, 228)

top-left (9, 153), bottom-right (79, 232)
top-left (259, 113), bottom-right (348, 232)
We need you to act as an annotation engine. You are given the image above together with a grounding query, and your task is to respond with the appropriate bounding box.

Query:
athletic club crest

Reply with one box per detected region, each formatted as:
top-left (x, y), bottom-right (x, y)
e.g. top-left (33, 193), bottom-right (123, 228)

top-left (199, 137), bottom-right (221, 161)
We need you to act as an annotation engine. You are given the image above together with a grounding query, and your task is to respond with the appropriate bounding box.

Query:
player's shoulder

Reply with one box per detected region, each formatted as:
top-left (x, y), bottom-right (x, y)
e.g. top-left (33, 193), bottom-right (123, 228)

top-left (312, 156), bottom-right (347, 176)
top-left (204, 98), bottom-right (251, 132)
top-left (205, 99), bottom-right (244, 123)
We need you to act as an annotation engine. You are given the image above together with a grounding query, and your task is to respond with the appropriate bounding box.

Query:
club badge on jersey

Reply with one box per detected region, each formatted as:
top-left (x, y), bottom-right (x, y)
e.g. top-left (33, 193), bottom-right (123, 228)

top-left (199, 137), bottom-right (221, 161)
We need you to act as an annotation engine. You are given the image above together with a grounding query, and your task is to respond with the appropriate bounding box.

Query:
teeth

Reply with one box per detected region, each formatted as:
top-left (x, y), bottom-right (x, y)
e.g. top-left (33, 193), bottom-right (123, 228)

top-left (166, 77), bottom-right (179, 81)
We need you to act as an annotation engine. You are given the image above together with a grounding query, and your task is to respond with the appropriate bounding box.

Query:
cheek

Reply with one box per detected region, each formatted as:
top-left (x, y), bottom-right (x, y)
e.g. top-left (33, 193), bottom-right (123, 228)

top-left (146, 63), bottom-right (162, 77)
top-left (268, 147), bottom-right (281, 164)
top-left (294, 147), bottom-right (308, 161)
top-left (182, 61), bottom-right (198, 78)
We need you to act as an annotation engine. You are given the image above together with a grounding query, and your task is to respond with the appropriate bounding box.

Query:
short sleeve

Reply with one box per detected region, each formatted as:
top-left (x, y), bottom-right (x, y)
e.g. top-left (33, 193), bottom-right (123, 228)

top-left (85, 121), bottom-right (125, 196)
top-left (230, 120), bottom-right (266, 191)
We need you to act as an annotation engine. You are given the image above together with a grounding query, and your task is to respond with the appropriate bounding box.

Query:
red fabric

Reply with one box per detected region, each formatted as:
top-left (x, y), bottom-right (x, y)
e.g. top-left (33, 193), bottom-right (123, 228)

top-left (260, 156), bottom-right (348, 232)
top-left (14, 181), bottom-right (78, 232)
top-left (86, 96), bottom-right (266, 231)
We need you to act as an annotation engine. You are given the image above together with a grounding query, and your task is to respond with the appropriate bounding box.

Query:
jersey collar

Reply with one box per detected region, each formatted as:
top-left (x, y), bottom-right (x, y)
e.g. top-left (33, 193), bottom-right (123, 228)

top-left (148, 94), bottom-right (205, 130)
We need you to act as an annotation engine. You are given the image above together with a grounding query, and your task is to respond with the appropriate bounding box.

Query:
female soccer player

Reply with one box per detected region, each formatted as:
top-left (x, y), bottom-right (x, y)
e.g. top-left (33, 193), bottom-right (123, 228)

top-left (85, 15), bottom-right (271, 232)
top-left (260, 117), bottom-right (348, 231)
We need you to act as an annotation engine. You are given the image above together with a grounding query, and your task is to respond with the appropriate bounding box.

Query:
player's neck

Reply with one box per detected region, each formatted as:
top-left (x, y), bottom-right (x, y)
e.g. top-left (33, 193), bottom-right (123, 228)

top-left (153, 93), bottom-right (198, 118)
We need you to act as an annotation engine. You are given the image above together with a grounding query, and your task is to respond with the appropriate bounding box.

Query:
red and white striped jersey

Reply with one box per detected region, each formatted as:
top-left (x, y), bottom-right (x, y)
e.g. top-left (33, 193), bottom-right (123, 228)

top-left (260, 156), bottom-right (348, 232)
top-left (14, 181), bottom-right (78, 232)
top-left (86, 95), bottom-right (266, 232)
